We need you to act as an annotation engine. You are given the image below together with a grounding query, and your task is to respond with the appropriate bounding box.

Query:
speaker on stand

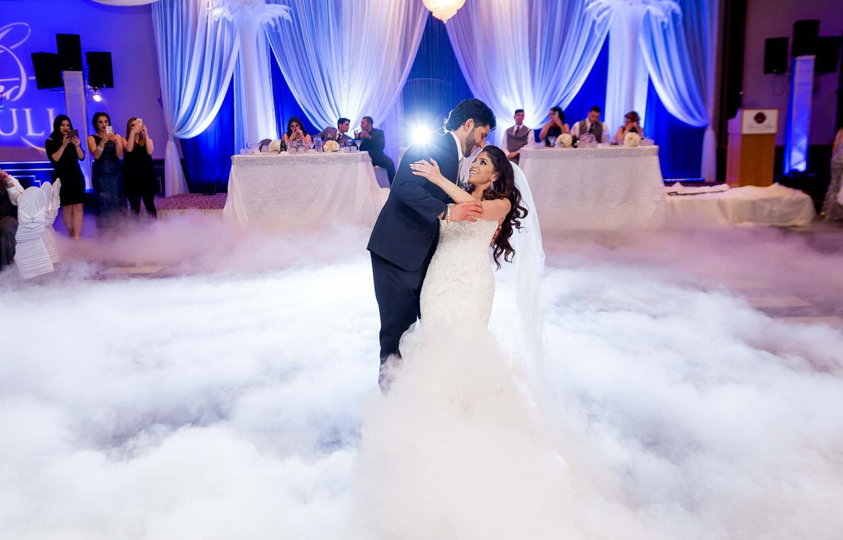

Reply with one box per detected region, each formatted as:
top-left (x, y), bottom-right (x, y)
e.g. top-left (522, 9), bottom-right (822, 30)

top-left (792, 20), bottom-right (819, 57)
top-left (86, 52), bottom-right (114, 89)
top-left (56, 34), bottom-right (83, 71)
top-left (764, 37), bottom-right (789, 75)
top-left (31, 53), bottom-right (64, 89)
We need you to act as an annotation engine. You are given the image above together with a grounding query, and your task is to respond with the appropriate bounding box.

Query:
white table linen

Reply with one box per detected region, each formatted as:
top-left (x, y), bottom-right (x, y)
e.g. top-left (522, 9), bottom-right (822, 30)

top-left (664, 183), bottom-right (816, 227)
top-left (518, 146), bottom-right (666, 233)
top-left (223, 152), bottom-right (385, 230)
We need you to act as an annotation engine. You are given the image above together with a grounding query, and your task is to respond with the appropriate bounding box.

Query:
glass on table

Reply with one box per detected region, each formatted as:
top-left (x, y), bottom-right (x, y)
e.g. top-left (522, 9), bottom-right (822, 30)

top-left (548, 136), bottom-right (557, 148)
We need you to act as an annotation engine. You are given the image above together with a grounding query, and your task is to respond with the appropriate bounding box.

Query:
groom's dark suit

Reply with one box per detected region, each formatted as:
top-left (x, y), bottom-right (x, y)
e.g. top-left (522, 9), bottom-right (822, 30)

top-left (368, 132), bottom-right (461, 364)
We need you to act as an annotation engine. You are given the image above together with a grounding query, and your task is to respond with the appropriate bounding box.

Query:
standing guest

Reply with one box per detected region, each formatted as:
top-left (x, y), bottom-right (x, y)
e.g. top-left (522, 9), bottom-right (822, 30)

top-left (283, 116), bottom-right (312, 149)
top-left (319, 117), bottom-right (353, 147)
top-left (123, 117), bottom-right (158, 220)
top-left (87, 112), bottom-right (126, 231)
top-left (0, 168), bottom-right (24, 271)
top-left (44, 115), bottom-right (86, 239)
top-left (571, 106), bottom-right (609, 141)
top-left (821, 125), bottom-right (843, 221)
top-left (615, 111), bottom-right (644, 143)
top-left (357, 116), bottom-right (396, 184)
top-left (539, 106), bottom-right (569, 146)
top-left (504, 109), bottom-right (533, 164)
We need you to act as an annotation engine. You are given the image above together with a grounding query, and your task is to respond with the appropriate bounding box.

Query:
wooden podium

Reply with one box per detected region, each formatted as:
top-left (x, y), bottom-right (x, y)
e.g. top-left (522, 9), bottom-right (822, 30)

top-left (726, 108), bottom-right (779, 187)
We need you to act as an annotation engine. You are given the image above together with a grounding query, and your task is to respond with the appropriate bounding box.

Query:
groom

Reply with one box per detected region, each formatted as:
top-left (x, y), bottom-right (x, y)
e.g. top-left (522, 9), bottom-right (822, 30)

top-left (368, 99), bottom-right (497, 387)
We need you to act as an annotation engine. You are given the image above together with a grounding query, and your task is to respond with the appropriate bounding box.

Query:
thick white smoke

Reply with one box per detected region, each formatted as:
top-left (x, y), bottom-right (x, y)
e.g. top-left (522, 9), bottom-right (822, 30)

top-left (1, 216), bottom-right (842, 539)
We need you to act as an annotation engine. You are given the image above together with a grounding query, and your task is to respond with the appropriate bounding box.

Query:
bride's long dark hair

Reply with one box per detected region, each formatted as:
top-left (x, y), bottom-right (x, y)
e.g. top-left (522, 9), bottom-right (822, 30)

top-left (467, 145), bottom-right (528, 268)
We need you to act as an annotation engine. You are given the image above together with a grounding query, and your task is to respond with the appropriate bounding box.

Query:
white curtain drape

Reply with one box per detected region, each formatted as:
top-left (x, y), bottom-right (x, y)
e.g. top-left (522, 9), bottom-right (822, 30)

top-left (264, 0), bottom-right (428, 136)
top-left (640, 0), bottom-right (719, 181)
top-left (446, 0), bottom-right (610, 140)
top-left (209, 1), bottom-right (292, 152)
top-left (599, 3), bottom-right (654, 134)
top-left (152, 0), bottom-right (239, 195)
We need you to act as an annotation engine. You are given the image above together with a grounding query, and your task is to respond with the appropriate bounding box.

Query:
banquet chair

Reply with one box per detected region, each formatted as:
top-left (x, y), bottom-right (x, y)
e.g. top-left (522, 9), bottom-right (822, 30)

top-left (14, 187), bottom-right (54, 279)
top-left (40, 181), bottom-right (61, 264)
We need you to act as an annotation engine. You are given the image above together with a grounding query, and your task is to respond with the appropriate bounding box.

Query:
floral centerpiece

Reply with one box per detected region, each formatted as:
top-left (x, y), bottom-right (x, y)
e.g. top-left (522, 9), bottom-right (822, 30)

top-left (268, 139), bottom-right (283, 153)
top-left (557, 133), bottom-right (573, 148)
top-left (624, 132), bottom-right (641, 148)
top-left (323, 140), bottom-right (340, 152)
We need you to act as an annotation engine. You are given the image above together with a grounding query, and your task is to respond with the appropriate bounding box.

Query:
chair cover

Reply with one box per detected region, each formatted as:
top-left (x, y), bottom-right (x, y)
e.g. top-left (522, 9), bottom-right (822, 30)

top-left (40, 182), bottom-right (60, 264)
top-left (14, 187), bottom-right (54, 279)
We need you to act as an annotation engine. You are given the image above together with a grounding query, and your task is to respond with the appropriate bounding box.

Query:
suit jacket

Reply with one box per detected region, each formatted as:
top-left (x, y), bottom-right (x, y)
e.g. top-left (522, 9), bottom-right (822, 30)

top-left (359, 128), bottom-right (387, 159)
top-left (318, 126), bottom-right (353, 146)
top-left (367, 132), bottom-right (460, 271)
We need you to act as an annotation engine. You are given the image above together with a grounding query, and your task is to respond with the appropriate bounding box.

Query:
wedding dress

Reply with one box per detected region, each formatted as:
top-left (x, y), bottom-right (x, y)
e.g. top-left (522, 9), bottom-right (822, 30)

top-left (419, 219), bottom-right (500, 330)
top-left (351, 168), bottom-right (598, 539)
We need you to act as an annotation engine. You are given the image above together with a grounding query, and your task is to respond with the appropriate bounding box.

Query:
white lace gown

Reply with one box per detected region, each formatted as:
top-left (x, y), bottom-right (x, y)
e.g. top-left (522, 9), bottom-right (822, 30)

top-left (419, 219), bottom-right (500, 330)
top-left (353, 218), bottom-right (589, 539)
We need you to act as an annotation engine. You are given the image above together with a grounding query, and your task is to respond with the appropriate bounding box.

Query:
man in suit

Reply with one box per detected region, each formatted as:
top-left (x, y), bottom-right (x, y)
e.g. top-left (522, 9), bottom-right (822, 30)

top-left (319, 117), bottom-right (353, 146)
top-left (358, 116), bottom-right (396, 185)
top-left (571, 105), bottom-right (609, 142)
top-left (504, 109), bottom-right (533, 164)
top-left (367, 98), bottom-right (496, 389)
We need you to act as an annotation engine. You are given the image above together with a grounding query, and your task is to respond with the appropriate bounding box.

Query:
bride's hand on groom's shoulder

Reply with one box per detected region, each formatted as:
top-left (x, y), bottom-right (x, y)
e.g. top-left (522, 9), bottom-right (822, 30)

top-left (409, 159), bottom-right (444, 184)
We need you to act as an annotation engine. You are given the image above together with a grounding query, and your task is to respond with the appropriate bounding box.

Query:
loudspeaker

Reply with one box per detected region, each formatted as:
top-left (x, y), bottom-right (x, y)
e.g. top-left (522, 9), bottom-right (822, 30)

top-left (764, 37), bottom-right (788, 74)
top-left (792, 20), bottom-right (819, 57)
top-left (815, 36), bottom-right (841, 74)
top-left (56, 33), bottom-right (83, 71)
top-left (86, 52), bottom-right (114, 88)
top-left (31, 53), bottom-right (63, 89)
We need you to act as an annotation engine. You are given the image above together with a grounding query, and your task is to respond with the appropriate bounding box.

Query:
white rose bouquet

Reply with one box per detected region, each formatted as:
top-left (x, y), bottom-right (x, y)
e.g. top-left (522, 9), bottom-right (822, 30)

top-left (324, 140), bottom-right (340, 152)
top-left (624, 132), bottom-right (641, 148)
top-left (557, 133), bottom-right (573, 148)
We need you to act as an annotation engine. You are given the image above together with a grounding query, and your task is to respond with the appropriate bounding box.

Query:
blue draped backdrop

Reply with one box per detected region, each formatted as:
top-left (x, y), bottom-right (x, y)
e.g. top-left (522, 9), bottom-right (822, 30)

top-left (181, 16), bottom-right (704, 190)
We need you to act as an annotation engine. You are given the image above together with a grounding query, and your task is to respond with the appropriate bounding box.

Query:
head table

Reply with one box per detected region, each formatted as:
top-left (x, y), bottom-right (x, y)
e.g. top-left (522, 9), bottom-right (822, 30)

top-left (517, 146), bottom-right (666, 233)
top-left (223, 152), bottom-right (385, 231)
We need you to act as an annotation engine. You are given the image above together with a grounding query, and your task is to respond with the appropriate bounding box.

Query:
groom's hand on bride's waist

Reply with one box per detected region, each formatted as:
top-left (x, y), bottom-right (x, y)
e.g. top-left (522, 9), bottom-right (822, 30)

top-left (450, 201), bottom-right (483, 223)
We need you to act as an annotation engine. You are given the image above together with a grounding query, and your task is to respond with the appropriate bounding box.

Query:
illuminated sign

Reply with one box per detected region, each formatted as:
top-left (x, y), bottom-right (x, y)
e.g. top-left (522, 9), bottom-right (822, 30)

top-left (0, 22), bottom-right (64, 158)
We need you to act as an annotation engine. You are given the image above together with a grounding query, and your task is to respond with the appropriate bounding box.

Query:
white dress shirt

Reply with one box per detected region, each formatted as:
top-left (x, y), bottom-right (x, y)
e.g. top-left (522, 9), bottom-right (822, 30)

top-left (449, 131), bottom-right (466, 185)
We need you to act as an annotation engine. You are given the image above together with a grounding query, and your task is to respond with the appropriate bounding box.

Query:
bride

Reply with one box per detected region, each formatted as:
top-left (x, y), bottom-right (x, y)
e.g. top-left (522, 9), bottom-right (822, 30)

top-left (409, 145), bottom-right (528, 332)
top-left (350, 147), bottom-right (596, 539)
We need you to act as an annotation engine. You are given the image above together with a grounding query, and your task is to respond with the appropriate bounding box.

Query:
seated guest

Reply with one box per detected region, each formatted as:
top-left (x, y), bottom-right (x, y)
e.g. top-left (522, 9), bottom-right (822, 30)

top-left (571, 106), bottom-right (610, 141)
top-left (616, 111), bottom-right (644, 142)
top-left (504, 109), bottom-right (533, 164)
top-left (283, 116), bottom-right (312, 149)
top-left (319, 117), bottom-right (352, 146)
top-left (357, 116), bottom-right (396, 185)
top-left (539, 106), bottom-right (569, 146)
top-left (0, 168), bottom-right (25, 272)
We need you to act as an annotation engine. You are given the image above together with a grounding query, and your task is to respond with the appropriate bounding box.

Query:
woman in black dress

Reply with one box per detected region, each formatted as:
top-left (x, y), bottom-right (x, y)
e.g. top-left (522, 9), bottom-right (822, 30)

top-left (539, 106), bottom-right (569, 146)
top-left (615, 111), bottom-right (645, 143)
top-left (87, 112), bottom-right (126, 231)
top-left (123, 117), bottom-right (158, 219)
top-left (45, 115), bottom-right (86, 238)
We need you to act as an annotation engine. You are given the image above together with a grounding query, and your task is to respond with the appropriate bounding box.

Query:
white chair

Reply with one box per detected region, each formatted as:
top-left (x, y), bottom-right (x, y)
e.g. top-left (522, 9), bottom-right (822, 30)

top-left (14, 187), bottom-right (54, 279)
top-left (40, 181), bottom-right (60, 264)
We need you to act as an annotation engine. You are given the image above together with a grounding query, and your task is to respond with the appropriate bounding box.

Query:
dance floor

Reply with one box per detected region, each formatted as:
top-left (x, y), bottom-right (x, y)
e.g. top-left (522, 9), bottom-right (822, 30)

top-left (2, 216), bottom-right (843, 539)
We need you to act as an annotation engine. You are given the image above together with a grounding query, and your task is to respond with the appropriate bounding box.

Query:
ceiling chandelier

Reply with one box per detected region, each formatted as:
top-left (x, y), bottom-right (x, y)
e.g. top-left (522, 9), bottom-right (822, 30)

top-left (422, 0), bottom-right (466, 23)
